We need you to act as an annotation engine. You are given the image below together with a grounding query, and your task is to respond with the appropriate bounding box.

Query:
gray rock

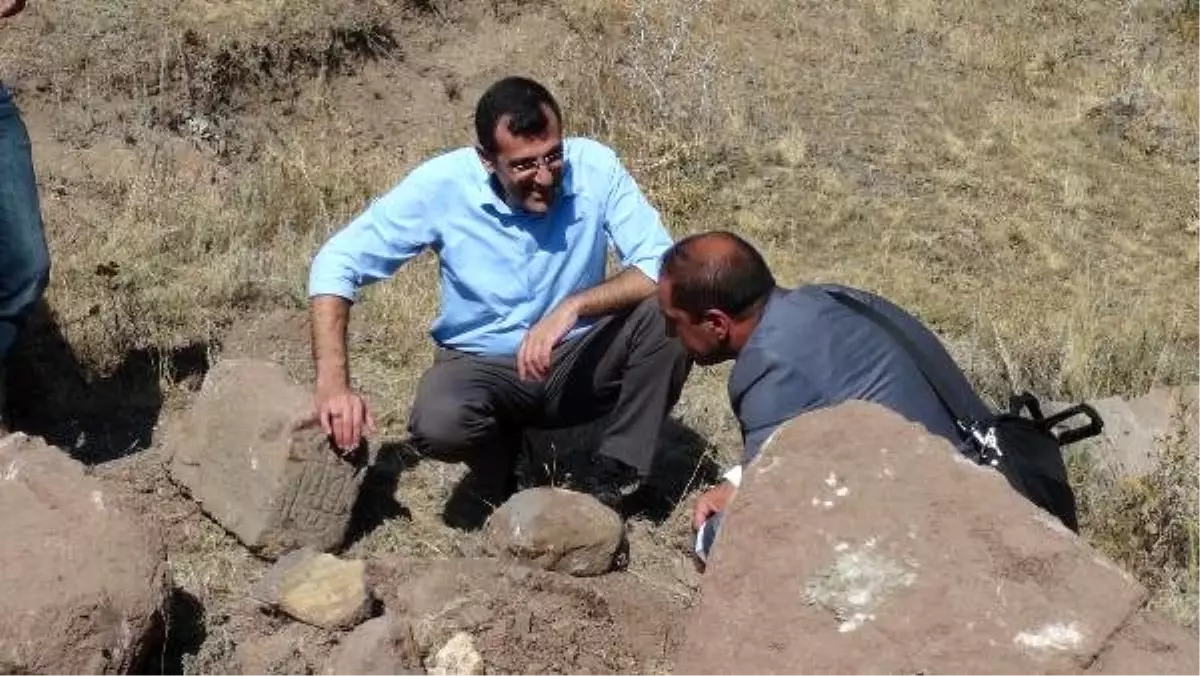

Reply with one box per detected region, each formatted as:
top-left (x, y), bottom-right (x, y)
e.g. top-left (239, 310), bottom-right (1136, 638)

top-left (484, 487), bottom-right (625, 577)
top-left (166, 358), bottom-right (368, 559)
top-left (1053, 385), bottom-right (1197, 477)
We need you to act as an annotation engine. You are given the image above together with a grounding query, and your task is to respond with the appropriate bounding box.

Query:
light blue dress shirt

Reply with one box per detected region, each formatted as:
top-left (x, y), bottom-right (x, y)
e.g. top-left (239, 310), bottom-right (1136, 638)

top-left (308, 137), bottom-right (673, 356)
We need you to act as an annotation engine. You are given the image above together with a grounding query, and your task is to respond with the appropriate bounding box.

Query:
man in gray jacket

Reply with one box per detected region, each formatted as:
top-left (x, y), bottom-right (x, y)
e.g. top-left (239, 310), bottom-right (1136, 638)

top-left (655, 231), bottom-right (991, 560)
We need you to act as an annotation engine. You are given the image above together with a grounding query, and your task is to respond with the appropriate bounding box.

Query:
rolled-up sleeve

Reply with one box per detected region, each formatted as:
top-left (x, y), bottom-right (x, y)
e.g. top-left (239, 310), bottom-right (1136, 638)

top-left (307, 174), bottom-right (435, 301)
top-left (601, 155), bottom-right (672, 282)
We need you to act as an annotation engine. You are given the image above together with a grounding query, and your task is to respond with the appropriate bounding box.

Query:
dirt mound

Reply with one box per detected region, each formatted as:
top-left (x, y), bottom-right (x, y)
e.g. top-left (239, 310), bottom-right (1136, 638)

top-left (373, 557), bottom-right (686, 674)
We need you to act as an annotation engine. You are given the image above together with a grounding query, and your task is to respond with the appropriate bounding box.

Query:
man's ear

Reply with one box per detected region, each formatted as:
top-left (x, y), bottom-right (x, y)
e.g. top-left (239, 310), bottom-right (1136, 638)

top-left (475, 145), bottom-right (496, 173)
top-left (701, 309), bottom-right (733, 340)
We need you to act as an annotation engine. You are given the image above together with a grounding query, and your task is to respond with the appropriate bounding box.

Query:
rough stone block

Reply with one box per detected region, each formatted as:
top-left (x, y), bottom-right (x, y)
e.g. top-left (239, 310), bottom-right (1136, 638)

top-left (677, 401), bottom-right (1165, 674)
top-left (0, 433), bottom-right (169, 674)
top-left (167, 358), bottom-right (367, 559)
top-left (1087, 610), bottom-right (1199, 675)
top-left (1056, 385), bottom-right (1198, 477)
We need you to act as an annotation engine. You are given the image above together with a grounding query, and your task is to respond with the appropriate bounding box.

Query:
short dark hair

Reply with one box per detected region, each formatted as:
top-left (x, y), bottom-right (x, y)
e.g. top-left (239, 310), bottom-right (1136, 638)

top-left (661, 231), bottom-right (776, 319)
top-left (474, 76), bottom-right (563, 154)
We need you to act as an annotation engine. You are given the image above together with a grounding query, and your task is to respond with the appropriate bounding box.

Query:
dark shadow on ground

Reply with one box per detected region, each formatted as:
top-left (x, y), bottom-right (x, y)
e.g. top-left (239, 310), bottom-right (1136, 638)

top-left (2, 300), bottom-right (210, 464)
top-left (339, 415), bottom-right (720, 537)
top-left (139, 588), bottom-right (208, 675)
top-left (620, 416), bottom-right (723, 522)
top-left (343, 442), bottom-right (414, 547)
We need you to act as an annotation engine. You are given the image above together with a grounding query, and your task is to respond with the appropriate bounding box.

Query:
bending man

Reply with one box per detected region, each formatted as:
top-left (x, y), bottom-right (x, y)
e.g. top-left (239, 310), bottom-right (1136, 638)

top-left (655, 231), bottom-right (991, 559)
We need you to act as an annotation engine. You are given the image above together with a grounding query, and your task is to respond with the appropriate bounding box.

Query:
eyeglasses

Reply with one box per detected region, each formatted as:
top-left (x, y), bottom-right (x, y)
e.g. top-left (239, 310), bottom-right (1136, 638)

top-left (506, 146), bottom-right (564, 175)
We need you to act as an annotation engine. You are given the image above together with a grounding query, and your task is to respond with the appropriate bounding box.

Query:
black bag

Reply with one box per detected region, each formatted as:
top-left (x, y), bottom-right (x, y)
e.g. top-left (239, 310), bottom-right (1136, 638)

top-left (826, 291), bottom-right (1104, 532)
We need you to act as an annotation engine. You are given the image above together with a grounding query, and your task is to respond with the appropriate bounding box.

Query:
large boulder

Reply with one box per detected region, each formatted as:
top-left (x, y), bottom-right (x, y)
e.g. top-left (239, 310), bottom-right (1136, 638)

top-left (484, 487), bottom-right (625, 576)
top-left (676, 401), bottom-right (1198, 674)
top-left (0, 433), bottom-right (169, 673)
top-left (166, 358), bottom-right (367, 559)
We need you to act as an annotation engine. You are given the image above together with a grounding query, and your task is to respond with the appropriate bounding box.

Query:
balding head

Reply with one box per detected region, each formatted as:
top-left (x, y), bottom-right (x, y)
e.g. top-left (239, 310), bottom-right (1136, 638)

top-left (657, 231), bottom-right (776, 364)
top-left (660, 231), bottom-right (776, 319)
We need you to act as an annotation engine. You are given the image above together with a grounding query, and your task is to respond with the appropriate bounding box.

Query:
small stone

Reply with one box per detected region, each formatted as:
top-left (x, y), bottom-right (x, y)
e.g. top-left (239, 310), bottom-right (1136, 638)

top-left (324, 614), bottom-right (423, 675)
top-left (255, 548), bottom-right (372, 629)
top-left (484, 487), bottom-right (625, 577)
top-left (427, 631), bottom-right (484, 676)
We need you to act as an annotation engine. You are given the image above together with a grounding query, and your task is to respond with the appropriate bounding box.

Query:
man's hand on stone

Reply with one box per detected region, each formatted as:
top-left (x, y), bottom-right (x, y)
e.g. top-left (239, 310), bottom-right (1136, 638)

top-left (315, 384), bottom-right (376, 453)
top-left (0, 0), bottom-right (26, 20)
top-left (692, 480), bottom-right (736, 531)
top-left (517, 301), bottom-right (579, 382)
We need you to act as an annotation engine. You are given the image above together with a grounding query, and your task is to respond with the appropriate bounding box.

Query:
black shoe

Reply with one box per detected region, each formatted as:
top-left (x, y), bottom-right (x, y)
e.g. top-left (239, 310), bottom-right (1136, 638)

top-left (580, 454), bottom-right (642, 512)
top-left (442, 464), bottom-right (518, 531)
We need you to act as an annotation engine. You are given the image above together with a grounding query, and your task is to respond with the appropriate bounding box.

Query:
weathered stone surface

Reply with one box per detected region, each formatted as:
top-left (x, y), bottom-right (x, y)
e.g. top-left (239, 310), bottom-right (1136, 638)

top-left (166, 358), bottom-right (367, 559)
top-left (1087, 611), bottom-right (1199, 675)
top-left (676, 401), bottom-right (1169, 674)
top-left (484, 487), bottom-right (625, 576)
top-left (324, 614), bottom-right (424, 675)
top-left (253, 548), bottom-right (372, 630)
top-left (0, 433), bottom-right (170, 674)
top-left (427, 631), bottom-right (484, 676)
top-left (234, 622), bottom-right (328, 675)
top-left (1054, 385), bottom-right (1198, 477)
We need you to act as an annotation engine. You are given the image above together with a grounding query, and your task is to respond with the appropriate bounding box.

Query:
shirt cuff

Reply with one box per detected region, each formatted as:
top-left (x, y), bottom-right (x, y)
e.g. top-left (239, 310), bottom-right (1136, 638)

top-left (306, 275), bottom-right (359, 302)
top-left (722, 464), bottom-right (743, 488)
top-left (628, 256), bottom-right (663, 283)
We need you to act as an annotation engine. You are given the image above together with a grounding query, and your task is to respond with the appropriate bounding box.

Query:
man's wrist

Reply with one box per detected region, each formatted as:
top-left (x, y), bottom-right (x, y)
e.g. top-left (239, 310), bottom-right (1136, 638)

top-left (315, 367), bottom-right (349, 392)
top-left (559, 294), bottom-right (585, 318)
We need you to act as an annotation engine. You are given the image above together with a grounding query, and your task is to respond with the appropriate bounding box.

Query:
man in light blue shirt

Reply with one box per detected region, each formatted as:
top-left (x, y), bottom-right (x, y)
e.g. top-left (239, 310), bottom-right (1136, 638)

top-left (308, 76), bottom-right (689, 527)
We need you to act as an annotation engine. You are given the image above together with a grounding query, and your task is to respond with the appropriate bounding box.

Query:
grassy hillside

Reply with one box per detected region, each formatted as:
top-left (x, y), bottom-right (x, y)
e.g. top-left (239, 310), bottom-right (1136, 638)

top-left (2, 0), bottom-right (1197, 633)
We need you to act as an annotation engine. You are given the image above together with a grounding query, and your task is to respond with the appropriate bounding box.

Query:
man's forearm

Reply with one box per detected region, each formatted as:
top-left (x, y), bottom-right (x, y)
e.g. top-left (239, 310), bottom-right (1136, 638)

top-left (311, 295), bottom-right (352, 390)
top-left (566, 267), bottom-right (656, 318)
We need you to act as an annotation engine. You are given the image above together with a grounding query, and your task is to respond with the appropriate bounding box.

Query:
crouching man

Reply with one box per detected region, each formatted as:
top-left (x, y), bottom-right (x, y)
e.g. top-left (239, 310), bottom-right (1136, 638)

top-left (655, 231), bottom-right (992, 561)
top-left (307, 76), bottom-right (690, 528)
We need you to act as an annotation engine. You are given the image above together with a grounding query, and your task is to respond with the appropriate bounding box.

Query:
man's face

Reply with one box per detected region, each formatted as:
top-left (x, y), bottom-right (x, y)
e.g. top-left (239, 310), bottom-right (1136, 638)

top-left (481, 104), bottom-right (565, 215)
top-left (657, 277), bottom-right (733, 366)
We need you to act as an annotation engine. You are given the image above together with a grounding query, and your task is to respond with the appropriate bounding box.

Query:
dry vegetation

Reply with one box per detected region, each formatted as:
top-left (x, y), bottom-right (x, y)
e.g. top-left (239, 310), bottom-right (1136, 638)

top-left (1, 0), bottom-right (1197, 667)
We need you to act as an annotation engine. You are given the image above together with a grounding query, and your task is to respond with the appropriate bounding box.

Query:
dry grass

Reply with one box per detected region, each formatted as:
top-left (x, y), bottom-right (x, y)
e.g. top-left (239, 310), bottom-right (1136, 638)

top-left (2, 0), bottom-right (1197, 662)
top-left (1070, 392), bottom-right (1199, 627)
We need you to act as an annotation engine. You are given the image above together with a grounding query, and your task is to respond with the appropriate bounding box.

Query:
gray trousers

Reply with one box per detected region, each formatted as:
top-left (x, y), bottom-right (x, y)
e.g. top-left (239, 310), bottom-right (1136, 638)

top-left (407, 297), bottom-right (690, 479)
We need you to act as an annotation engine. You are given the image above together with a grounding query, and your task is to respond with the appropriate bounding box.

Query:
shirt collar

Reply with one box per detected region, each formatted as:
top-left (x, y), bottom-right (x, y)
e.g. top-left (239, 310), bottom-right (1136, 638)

top-left (475, 138), bottom-right (578, 215)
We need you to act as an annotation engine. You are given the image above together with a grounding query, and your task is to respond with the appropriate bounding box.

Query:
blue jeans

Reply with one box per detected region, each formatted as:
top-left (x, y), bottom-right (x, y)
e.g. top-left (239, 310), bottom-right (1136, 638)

top-left (0, 85), bottom-right (50, 360)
